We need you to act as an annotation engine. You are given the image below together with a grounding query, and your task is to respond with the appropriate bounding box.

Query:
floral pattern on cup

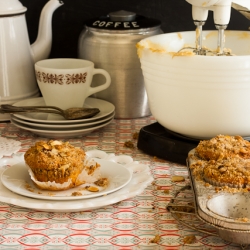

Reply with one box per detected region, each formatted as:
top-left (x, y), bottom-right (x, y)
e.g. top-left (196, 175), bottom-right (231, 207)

top-left (35, 71), bottom-right (87, 85)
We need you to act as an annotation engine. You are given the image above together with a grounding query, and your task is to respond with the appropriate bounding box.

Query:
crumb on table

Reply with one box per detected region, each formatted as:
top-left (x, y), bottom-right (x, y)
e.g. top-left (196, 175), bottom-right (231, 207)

top-left (153, 156), bottom-right (166, 162)
top-left (124, 141), bottom-right (135, 148)
top-left (183, 235), bottom-right (197, 244)
top-left (171, 176), bottom-right (185, 182)
top-left (150, 234), bottom-right (161, 243)
top-left (133, 132), bottom-right (139, 140)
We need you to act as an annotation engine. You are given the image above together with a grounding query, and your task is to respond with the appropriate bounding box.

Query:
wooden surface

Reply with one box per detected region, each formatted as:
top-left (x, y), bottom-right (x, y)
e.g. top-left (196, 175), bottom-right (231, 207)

top-left (19, 0), bottom-right (250, 58)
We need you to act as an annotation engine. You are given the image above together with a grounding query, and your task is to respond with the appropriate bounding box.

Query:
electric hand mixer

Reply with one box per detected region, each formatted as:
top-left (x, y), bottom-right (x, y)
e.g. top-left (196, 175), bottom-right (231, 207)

top-left (186, 0), bottom-right (250, 55)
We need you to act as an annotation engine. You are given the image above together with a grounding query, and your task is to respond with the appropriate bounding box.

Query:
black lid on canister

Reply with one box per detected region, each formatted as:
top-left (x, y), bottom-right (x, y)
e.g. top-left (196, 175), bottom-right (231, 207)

top-left (84, 10), bottom-right (161, 31)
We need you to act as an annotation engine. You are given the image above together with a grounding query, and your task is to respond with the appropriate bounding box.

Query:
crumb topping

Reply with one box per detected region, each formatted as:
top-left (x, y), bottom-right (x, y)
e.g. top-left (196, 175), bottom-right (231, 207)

top-left (190, 135), bottom-right (250, 191)
top-left (203, 157), bottom-right (250, 188)
top-left (196, 135), bottom-right (250, 161)
top-left (24, 140), bottom-right (86, 184)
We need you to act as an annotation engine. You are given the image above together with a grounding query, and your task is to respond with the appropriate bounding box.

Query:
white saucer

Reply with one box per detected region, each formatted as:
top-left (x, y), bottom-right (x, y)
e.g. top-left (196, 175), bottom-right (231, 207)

top-left (0, 113), bottom-right (12, 122)
top-left (12, 97), bottom-right (115, 124)
top-left (1, 159), bottom-right (132, 201)
top-left (11, 112), bottom-right (115, 130)
top-left (0, 151), bottom-right (153, 212)
top-left (10, 117), bottom-right (113, 138)
top-left (0, 93), bottom-right (41, 121)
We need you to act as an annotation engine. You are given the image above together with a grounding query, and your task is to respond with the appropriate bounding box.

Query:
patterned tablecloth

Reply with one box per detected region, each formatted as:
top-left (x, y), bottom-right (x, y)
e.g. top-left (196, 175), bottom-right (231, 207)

top-left (0, 118), bottom-right (246, 250)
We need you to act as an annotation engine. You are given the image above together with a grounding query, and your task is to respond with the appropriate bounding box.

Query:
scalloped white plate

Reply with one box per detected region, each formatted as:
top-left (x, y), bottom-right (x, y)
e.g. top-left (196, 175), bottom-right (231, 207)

top-left (1, 159), bottom-right (132, 201)
top-left (0, 151), bottom-right (153, 212)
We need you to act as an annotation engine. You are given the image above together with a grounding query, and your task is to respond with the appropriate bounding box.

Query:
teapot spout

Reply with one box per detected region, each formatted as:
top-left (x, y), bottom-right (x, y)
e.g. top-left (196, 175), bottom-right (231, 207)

top-left (31, 0), bottom-right (64, 63)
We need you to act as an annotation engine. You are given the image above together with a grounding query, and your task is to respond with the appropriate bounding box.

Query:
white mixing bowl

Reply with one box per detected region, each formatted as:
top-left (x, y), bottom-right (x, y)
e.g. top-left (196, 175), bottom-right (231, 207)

top-left (137, 30), bottom-right (250, 139)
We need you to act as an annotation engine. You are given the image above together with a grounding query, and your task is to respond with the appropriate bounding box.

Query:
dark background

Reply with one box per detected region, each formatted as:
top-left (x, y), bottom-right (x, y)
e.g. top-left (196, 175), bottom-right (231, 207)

top-left (19, 0), bottom-right (250, 58)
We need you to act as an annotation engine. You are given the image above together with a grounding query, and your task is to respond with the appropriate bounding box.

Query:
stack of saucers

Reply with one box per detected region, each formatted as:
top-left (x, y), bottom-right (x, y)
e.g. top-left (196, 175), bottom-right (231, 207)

top-left (10, 97), bottom-right (115, 138)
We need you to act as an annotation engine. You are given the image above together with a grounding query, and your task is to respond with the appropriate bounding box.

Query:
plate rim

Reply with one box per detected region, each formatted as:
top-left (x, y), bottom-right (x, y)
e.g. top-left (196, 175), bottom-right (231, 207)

top-left (10, 112), bottom-right (115, 129)
top-left (10, 117), bottom-right (113, 134)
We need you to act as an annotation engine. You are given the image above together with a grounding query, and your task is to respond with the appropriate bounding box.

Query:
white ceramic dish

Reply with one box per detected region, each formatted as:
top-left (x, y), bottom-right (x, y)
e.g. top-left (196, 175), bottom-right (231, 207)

top-left (0, 151), bottom-right (153, 212)
top-left (10, 117), bottom-right (113, 138)
top-left (138, 30), bottom-right (250, 139)
top-left (10, 111), bottom-right (115, 129)
top-left (12, 97), bottom-right (115, 124)
top-left (1, 159), bottom-right (132, 201)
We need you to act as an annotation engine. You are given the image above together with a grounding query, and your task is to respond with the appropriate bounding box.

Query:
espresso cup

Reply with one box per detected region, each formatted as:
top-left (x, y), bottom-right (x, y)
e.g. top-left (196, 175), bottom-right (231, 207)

top-left (35, 58), bottom-right (111, 109)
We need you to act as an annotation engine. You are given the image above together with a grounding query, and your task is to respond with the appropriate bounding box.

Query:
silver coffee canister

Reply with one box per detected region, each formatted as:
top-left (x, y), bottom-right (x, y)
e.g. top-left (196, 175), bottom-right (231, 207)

top-left (78, 10), bottom-right (162, 118)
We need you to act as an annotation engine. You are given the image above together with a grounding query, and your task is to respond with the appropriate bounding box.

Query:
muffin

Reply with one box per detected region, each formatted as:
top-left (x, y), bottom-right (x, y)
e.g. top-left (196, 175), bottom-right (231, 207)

top-left (188, 135), bottom-right (250, 189)
top-left (203, 157), bottom-right (250, 188)
top-left (24, 140), bottom-right (100, 191)
top-left (196, 135), bottom-right (250, 161)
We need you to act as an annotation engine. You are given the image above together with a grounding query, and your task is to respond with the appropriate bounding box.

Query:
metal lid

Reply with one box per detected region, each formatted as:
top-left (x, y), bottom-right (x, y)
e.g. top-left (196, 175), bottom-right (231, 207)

top-left (109, 10), bottom-right (136, 22)
top-left (0, 0), bottom-right (26, 16)
top-left (85, 10), bottom-right (161, 31)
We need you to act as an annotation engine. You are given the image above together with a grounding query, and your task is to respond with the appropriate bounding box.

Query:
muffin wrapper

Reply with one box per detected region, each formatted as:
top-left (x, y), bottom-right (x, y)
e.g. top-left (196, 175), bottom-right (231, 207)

top-left (203, 175), bottom-right (244, 189)
top-left (27, 158), bottom-right (101, 191)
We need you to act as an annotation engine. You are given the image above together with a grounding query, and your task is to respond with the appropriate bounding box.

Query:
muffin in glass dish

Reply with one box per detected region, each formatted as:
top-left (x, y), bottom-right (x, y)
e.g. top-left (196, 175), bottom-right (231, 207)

top-left (24, 140), bottom-right (101, 191)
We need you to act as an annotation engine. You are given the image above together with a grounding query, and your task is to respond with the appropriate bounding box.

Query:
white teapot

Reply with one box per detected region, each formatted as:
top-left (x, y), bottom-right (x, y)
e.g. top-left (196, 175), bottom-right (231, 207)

top-left (0, 0), bottom-right (63, 117)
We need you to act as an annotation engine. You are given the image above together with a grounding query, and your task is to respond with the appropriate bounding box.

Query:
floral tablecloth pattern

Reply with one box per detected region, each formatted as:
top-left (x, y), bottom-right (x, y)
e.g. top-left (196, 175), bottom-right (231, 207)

top-left (0, 118), bottom-right (246, 249)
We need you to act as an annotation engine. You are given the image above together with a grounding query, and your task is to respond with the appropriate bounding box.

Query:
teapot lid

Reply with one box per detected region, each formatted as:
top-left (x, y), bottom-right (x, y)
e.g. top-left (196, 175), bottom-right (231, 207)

top-left (85, 10), bottom-right (161, 32)
top-left (109, 10), bottom-right (137, 22)
top-left (0, 0), bottom-right (27, 16)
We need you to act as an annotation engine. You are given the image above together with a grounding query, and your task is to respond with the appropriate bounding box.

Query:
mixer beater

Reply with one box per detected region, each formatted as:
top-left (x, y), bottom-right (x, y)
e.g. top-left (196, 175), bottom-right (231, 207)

top-left (186, 0), bottom-right (250, 55)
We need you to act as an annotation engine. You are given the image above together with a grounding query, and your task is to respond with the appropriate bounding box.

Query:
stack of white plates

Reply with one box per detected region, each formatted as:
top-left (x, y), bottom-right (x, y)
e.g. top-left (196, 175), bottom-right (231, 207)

top-left (10, 97), bottom-right (115, 138)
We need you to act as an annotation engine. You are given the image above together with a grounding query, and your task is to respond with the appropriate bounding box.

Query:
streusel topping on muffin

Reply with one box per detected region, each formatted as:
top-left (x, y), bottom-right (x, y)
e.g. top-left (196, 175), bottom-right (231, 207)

top-left (24, 140), bottom-right (99, 191)
top-left (203, 157), bottom-right (250, 188)
top-left (196, 135), bottom-right (250, 161)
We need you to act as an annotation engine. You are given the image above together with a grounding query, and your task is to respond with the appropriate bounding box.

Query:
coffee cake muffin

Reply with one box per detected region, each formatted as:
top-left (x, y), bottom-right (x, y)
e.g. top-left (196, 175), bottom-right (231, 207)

top-left (188, 135), bottom-right (250, 189)
top-left (203, 157), bottom-right (250, 188)
top-left (196, 135), bottom-right (250, 161)
top-left (24, 140), bottom-right (100, 191)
